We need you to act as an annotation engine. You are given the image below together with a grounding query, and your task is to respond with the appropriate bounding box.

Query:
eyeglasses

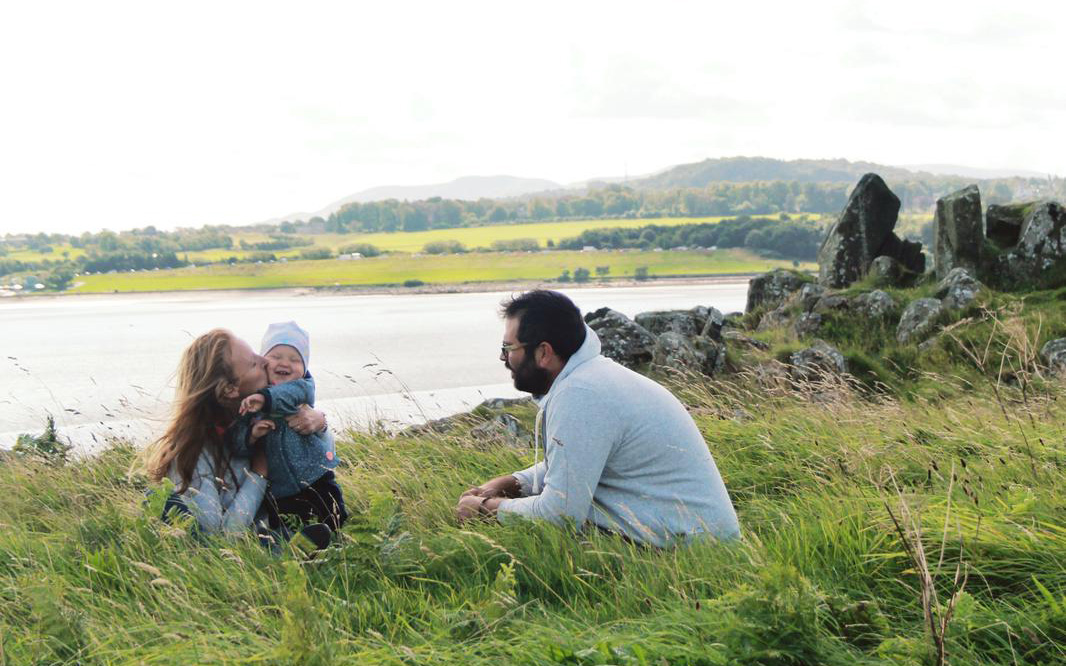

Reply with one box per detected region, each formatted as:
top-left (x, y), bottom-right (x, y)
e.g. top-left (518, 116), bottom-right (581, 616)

top-left (500, 341), bottom-right (529, 358)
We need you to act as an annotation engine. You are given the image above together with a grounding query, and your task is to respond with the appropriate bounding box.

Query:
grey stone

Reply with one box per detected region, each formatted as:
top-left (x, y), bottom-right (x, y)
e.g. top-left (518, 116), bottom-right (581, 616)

top-left (756, 306), bottom-right (792, 333)
top-left (654, 332), bottom-right (702, 372)
top-left (790, 340), bottom-right (847, 381)
top-left (699, 307), bottom-right (726, 340)
top-left (996, 202), bottom-right (1066, 287)
top-left (470, 413), bottom-right (532, 449)
top-left (794, 312), bottom-right (823, 338)
top-left (878, 233), bottom-right (926, 275)
top-left (812, 294), bottom-right (850, 314)
top-left (818, 173), bottom-right (901, 288)
top-left (722, 329), bottom-right (770, 351)
top-left (933, 185), bottom-right (983, 279)
top-left (986, 203), bottom-right (1028, 248)
top-left (635, 307), bottom-right (717, 339)
top-left (585, 307), bottom-right (657, 369)
top-left (868, 255), bottom-right (906, 286)
top-left (746, 269), bottom-right (807, 313)
top-left (850, 290), bottom-right (896, 320)
top-left (692, 336), bottom-right (727, 375)
top-left (896, 298), bottom-right (944, 344)
top-left (1040, 338), bottom-right (1066, 374)
top-left (796, 283), bottom-right (827, 312)
top-left (935, 267), bottom-right (981, 310)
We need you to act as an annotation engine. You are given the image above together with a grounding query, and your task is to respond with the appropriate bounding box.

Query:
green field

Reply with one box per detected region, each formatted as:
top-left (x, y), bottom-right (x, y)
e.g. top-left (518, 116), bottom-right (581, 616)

top-left (3, 334), bottom-right (1064, 663)
top-left (71, 249), bottom-right (813, 293)
top-left (181, 215), bottom-right (815, 261)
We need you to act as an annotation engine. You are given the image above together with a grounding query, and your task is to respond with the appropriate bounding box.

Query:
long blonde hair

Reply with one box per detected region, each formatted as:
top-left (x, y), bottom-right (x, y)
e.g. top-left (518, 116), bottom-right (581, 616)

top-left (144, 328), bottom-right (238, 492)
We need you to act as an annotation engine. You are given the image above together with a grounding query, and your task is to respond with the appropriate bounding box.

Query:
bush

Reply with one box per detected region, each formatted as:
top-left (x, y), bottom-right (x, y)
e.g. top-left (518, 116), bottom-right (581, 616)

top-left (423, 240), bottom-right (467, 255)
top-left (558, 269), bottom-right (571, 283)
top-left (634, 266), bottom-right (650, 281)
top-left (573, 267), bottom-right (591, 283)
top-left (299, 247), bottom-right (333, 260)
top-left (403, 279), bottom-right (426, 288)
top-left (338, 243), bottom-right (382, 257)
top-left (490, 238), bottom-right (539, 252)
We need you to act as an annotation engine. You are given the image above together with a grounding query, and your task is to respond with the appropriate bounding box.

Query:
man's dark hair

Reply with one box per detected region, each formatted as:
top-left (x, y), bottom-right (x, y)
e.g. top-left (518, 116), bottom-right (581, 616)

top-left (502, 290), bottom-right (587, 362)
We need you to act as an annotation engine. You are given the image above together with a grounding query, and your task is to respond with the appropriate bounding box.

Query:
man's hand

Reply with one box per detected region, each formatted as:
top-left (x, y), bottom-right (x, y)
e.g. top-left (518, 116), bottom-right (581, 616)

top-left (460, 485), bottom-right (504, 500)
top-left (240, 394), bottom-right (265, 416)
top-left (249, 419), bottom-right (275, 445)
top-left (286, 404), bottom-right (326, 435)
top-left (455, 495), bottom-right (487, 523)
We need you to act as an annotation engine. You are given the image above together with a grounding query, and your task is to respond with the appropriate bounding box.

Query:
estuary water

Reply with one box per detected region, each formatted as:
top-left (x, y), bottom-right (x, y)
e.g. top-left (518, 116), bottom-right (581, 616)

top-left (0, 281), bottom-right (750, 452)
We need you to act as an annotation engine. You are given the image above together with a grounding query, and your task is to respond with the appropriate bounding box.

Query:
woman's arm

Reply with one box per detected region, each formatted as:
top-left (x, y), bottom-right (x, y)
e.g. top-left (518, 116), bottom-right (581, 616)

top-left (284, 403), bottom-right (327, 435)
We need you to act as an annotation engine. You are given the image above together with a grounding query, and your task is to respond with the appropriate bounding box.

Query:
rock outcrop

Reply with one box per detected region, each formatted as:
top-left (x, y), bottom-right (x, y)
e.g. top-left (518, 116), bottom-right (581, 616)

top-left (986, 203), bottom-right (1028, 248)
top-left (1041, 338), bottom-right (1066, 375)
top-left (585, 308), bottom-right (657, 369)
top-left (746, 269), bottom-right (807, 313)
top-left (992, 202), bottom-right (1066, 288)
top-left (817, 173), bottom-right (924, 288)
top-left (790, 341), bottom-right (847, 381)
top-left (896, 298), bottom-right (943, 344)
top-left (935, 267), bottom-right (981, 310)
top-left (933, 185), bottom-right (984, 279)
top-left (851, 290), bottom-right (896, 320)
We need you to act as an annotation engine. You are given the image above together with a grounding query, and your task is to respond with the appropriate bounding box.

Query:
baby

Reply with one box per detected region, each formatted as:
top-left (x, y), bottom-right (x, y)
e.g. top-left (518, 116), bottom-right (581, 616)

top-left (234, 321), bottom-right (347, 535)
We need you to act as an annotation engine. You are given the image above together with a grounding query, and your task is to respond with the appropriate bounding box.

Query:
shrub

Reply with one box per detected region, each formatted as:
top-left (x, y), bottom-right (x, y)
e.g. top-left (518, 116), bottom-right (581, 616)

top-left (634, 266), bottom-right (649, 281)
top-left (299, 247), bottom-right (333, 260)
top-left (490, 238), bottom-right (539, 252)
top-left (338, 243), bottom-right (382, 257)
top-left (573, 267), bottom-right (591, 283)
top-left (403, 279), bottom-right (426, 287)
top-left (423, 240), bottom-right (467, 255)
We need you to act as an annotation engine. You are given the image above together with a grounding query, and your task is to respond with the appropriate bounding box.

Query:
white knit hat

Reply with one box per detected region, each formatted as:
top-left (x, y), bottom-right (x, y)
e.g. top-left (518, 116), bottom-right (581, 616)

top-left (261, 321), bottom-right (311, 368)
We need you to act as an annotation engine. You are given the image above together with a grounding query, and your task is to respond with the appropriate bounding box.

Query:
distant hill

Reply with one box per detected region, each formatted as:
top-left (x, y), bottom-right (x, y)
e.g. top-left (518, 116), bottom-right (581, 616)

top-left (316, 175), bottom-right (562, 214)
top-left (629, 157), bottom-right (921, 189)
top-left (900, 164), bottom-right (1054, 179)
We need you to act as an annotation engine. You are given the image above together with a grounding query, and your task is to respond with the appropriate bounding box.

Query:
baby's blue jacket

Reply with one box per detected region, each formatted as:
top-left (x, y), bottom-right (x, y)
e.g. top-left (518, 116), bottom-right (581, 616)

top-left (230, 373), bottom-right (338, 499)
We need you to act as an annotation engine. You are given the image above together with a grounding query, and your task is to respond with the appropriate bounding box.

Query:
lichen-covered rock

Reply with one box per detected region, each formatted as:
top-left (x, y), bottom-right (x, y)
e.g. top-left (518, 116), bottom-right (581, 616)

top-left (1040, 338), bottom-right (1066, 374)
top-left (796, 283), bottom-right (827, 312)
top-left (935, 267), bottom-right (981, 310)
top-left (699, 307), bottom-right (726, 340)
top-left (692, 336), bottom-right (726, 375)
top-left (896, 298), bottom-right (944, 344)
top-left (635, 310), bottom-right (702, 338)
top-left (790, 340), bottom-right (847, 381)
top-left (986, 203), bottom-right (1028, 248)
top-left (654, 332), bottom-right (702, 371)
top-left (812, 294), bottom-right (850, 314)
top-left (867, 255), bottom-right (918, 287)
top-left (993, 202), bottom-right (1066, 288)
top-left (756, 306), bottom-right (792, 333)
top-left (818, 173), bottom-right (901, 288)
top-left (470, 413), bottom-right (532, 449)
top-left (933, 185), bottom-right (983, 279)
top-left (585, 307), bottom-right (657, 369)
top-left (794, 312), bottom-right (823, 338)
top-left (851, 290), bottom-right (896, 320)
top-left (746, 269), bottom-right (807, 313)
top-left (722, 329), bottom-right (770, 351)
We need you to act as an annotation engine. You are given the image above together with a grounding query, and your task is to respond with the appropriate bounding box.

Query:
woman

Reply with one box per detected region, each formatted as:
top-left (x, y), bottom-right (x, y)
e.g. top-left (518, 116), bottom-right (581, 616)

top-left (143, 329), bottom-right (328, 541)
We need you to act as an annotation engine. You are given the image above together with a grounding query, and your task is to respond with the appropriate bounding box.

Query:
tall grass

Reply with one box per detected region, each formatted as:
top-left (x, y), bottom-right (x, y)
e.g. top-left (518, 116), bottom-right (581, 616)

top-left (2, 362), bottom-right (1063, 664)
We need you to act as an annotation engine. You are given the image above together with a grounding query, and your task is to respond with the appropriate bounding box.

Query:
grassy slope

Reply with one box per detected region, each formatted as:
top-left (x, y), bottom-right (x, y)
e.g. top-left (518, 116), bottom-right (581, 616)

top-left (4, 283), bottom-right (1065, 665)
top-left (69, 249), bottom-right (814, 293)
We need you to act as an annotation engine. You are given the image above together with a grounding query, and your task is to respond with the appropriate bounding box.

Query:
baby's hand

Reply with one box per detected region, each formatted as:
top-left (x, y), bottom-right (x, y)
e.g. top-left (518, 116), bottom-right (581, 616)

top-left (240, 394), bottom-right (266, 415)
top-left (249, 419), bottom-right (275, 445)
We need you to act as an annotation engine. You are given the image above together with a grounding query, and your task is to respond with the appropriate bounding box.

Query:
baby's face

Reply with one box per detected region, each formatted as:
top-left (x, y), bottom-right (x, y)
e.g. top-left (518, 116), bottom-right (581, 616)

top-left (265, 344), bottom-right (305, 385)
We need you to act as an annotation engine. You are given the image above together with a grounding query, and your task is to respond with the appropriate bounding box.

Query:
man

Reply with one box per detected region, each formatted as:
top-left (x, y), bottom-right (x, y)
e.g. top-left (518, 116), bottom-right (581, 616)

top-left (456, 290), bottom-right (740, 547)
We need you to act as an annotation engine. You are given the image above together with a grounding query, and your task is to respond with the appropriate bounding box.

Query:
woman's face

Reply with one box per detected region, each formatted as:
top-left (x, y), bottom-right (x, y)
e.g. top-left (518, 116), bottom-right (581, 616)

top-left (228, 337), bottom-right (268, 399)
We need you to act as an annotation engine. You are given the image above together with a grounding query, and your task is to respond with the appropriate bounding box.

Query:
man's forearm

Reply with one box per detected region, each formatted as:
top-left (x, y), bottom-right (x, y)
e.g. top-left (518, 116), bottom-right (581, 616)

top-left (479, 474), bottom-right (523, 499)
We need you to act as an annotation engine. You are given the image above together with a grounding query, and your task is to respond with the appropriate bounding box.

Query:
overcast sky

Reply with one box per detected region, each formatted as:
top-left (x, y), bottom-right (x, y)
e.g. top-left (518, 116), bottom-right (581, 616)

top-left (1, 0), bottom-right (1063, 235)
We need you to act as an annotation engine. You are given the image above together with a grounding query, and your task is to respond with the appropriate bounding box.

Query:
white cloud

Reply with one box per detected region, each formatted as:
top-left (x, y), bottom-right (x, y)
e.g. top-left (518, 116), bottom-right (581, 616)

top-left (1, 0), bottom-right (1063, 235)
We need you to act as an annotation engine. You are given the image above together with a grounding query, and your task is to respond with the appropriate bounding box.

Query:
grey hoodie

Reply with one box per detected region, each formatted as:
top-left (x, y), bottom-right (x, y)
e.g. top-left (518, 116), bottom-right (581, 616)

top-left (497, 326), bottom-right (740, 547)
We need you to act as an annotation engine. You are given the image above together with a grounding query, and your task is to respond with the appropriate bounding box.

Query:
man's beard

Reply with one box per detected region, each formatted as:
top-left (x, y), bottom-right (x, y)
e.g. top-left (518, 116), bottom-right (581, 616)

top-left (508, 353), bottom-right (553, 395)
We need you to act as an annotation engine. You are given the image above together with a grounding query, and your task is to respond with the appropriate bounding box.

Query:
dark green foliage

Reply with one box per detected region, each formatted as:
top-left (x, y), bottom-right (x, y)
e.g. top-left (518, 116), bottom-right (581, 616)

top-left (423, 240), bottom-right (467, 255)
top-left (338, 242), bottom-right (382, 257)
top-left (491, 238), bottom-right (539, 252)
top-left (13, 415), bottom-right (72, 461)
top-left (299, 247), bottom-right (334, 260)
top-left (557, 216), bottom-right (824, 261)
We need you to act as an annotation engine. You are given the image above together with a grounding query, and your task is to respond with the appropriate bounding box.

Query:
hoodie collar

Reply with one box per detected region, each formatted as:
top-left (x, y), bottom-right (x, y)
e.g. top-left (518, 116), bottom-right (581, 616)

top-left (535, 324), bottom-right (601, 405)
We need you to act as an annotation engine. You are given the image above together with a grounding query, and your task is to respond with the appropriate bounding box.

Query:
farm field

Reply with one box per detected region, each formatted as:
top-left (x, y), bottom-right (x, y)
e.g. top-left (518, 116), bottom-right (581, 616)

top-left (184, 215), bottom-right (818, 261)
top-left (70, 249), bottom-right (814, 293)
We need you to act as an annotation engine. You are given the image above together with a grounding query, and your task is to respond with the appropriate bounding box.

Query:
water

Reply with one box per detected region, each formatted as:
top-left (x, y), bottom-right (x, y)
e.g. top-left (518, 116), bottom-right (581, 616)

top-left (0, 281), bottom-right (749, 451)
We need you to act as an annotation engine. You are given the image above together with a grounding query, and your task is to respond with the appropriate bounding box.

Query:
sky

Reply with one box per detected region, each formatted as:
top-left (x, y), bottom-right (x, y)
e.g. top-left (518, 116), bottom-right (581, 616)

top-left (1, 0), bottom-right (1063, 236)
